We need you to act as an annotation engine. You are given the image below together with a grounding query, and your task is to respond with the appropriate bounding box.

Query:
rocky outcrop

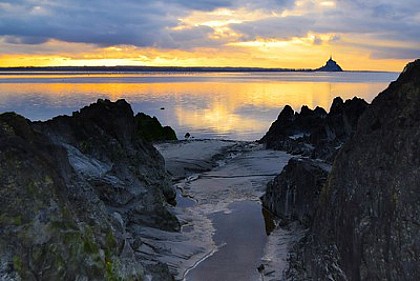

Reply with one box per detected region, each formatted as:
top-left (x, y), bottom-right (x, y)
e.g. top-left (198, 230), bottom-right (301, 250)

top-left (303, 59), bottom-right (420, 281)
top-left (135, 113), bottom-right (177, 142)
top-left (0, 99), bottom-right (178, 280)
top-left (260, 97), bottom-right (368, 162)
top-left (262, 158), bottom-right (330, 226)
top-left (284, 60), bottom-right (420, 280)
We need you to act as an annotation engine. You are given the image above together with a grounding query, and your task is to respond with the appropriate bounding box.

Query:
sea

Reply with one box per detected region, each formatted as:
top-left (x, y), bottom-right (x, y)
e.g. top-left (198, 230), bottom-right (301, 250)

top-left (0, 71), bottom-right (398, 141)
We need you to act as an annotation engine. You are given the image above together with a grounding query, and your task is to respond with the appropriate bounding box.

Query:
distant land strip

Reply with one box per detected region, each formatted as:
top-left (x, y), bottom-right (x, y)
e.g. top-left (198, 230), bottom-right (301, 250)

top-left (0, 66), bottom-right (311, 72)
top-left (0, 65), bottom-right (396, 73)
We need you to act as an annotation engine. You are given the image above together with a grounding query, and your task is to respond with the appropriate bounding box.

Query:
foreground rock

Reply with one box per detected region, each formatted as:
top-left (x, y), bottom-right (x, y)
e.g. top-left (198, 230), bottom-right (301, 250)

top-left (0, 99), bottom-right (178, 280)
top-left (262, 158), bottom-right (330, 226)
top-left (264, 60), bottom-right (420, 280)
top-left (302, 59), bottom-right (420, 281)
top-left (260, 96), bottom-right (368, 162)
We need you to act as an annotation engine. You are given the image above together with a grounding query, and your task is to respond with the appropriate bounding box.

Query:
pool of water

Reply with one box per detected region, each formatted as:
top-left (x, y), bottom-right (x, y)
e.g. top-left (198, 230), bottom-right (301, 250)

top-left (186, 200), bottom-right (268, 281)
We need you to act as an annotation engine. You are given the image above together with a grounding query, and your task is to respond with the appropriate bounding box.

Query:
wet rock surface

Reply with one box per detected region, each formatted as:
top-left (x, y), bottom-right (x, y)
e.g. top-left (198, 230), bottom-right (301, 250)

top-left (0, 99), bottom-right (178, 280)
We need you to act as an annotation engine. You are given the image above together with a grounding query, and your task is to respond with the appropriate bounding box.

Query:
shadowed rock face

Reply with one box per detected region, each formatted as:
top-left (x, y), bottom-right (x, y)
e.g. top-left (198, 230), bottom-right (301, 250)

top-left (0, 99), bottom-right (178, 280)
top-left (262, 158), bottom-right (329, 226)
top-left (305, 59), bottom-right (420, 280)
top-left (135, 112), bottom-right (177, 142)
top-left (260, 97), bottom-right (368, 162)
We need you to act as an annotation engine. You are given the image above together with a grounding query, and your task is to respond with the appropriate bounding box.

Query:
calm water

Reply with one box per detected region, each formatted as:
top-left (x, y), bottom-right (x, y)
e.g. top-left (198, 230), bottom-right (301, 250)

top-left (187, 201), bottom-right (267, 281)
top-left (0, 71), bottom-right (398, 140)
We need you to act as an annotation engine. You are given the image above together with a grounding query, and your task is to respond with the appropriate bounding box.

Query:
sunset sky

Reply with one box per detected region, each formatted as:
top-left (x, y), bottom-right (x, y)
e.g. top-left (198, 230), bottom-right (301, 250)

top-left (0, 0), bottom-right (418, 71)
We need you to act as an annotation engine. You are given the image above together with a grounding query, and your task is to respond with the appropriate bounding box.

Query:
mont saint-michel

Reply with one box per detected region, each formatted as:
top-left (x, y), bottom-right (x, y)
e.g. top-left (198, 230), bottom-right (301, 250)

top-left (316, 56), bottom-right (343, 71)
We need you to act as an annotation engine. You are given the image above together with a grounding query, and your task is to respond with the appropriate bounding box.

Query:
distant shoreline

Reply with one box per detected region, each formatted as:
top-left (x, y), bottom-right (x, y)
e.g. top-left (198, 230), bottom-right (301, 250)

top-left (0, 66), bottom-right (396, 74)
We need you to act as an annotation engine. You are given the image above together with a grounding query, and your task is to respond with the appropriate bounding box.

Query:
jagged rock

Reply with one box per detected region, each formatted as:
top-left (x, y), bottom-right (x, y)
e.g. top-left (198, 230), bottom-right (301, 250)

top-left (36, 99), bottom-right (179, 228)
top-left (302, 59), bottom-right (420, 280)
top-left (262, 158), bottom-right (330, 226)
top-left (0, 99), bottom-right (178, 280)
top-left (260, 105), bottom-right (324, 151)
top-left (135, 112), bottom-right (177, 142)
top-left (260, 97), bottom-right (367, 162)
top-left (310, 96), bottom-right (368, 145)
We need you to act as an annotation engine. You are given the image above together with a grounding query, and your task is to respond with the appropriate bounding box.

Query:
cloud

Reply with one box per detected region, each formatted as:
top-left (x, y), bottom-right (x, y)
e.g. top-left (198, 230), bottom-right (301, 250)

top-left (0, 0), bottom-right (296, 49)
top-left (227, 0), bottom-right (420, 60)
top-left (231, 16), bottom-right (315, 41)
top-left (369, 46), bottom-right (420, 60)
top-left (0, 0), bottom-right (418, 62)
top-left (169, 0), bottom-right (233, 11)
top-left (0, 0), bottom-right (184, 47)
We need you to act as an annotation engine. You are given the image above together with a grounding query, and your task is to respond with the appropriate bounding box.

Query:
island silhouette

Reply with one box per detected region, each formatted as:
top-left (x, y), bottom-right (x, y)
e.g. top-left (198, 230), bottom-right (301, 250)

top-left (316, 56), bottom-right (343, 71)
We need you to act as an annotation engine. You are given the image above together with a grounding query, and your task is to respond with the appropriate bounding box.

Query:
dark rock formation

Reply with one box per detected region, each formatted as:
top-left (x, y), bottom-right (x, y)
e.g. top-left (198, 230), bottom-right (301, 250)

top-left (260, 105), bottom-right (326, 147)
top-left (260, 97), bottom-right (368, 162)
top-left (135, 112), bottom-right (177, 142)
top-left (304, 59), bottom-right (420, 281)
top-left (278, 59), bottom-right (420, 280)
top-left (262, 158), bottom-right (330, 226)
top-left (316, 56), bottom-right (343, 72)
top-left (0, 99), bottom-right (178, 280)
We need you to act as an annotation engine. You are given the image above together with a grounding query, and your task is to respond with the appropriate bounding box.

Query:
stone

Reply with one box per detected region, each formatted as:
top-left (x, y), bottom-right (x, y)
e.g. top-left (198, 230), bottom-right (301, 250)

top-left (135, 112), bottom-right (177, 142)
top-left (260, 97), bottom-right (367, 162)
top-left (262, 158), bottom-right (330, 226)
top-left (299, 59), bottom-right (420, 280)
top-left (0, 99), bottom-right (179, 280)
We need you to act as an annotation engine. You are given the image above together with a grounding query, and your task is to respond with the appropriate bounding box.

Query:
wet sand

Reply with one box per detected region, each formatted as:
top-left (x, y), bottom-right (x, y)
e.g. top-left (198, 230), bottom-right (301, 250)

top-left (152, 140), bottom-right (291, 280)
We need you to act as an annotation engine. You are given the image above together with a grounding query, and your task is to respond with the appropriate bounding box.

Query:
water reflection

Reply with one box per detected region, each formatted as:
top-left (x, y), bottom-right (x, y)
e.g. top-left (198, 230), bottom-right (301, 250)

top-left (0, 72), bottom-right (397, 140)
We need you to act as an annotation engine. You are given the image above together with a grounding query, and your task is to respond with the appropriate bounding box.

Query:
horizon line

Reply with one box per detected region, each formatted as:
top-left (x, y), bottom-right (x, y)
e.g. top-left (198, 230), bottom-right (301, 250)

top-left (0, 65), bottom-right (397, 73)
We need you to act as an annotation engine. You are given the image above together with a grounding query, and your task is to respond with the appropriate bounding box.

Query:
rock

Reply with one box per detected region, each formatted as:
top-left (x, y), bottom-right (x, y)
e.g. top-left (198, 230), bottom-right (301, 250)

top-left (135, 112), bottom-right (177, 142)
top-left (262, 158), bottom-right (330, 226)
top-left (37, 99), bottom-right (179, 226)
top-left (0, 99), bottom-right (179, 280)
top-left (309, 97), bottom-right (368, 160)
top-left (259, 105), bottom-right (296, 145)
top-left (260, 97), bottom-right (367, 162)
top-left (312, 96), bottom-right (368, 144)
top-left (257, 264), bottom-right (265, 273)
top-left (302, 59), bottom-right (420, 280)
top-left (259, 105), bottom-right (324, 152)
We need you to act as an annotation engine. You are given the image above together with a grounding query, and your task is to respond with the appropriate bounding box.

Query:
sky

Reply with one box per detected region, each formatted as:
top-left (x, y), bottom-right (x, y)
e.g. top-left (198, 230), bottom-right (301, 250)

top-left (0, 0), bottom-right (419, 71)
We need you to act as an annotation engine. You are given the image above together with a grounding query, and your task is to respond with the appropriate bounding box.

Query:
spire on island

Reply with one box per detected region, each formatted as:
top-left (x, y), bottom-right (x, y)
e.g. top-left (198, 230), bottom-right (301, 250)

top-left (316, 55), bottom-right (343, 72)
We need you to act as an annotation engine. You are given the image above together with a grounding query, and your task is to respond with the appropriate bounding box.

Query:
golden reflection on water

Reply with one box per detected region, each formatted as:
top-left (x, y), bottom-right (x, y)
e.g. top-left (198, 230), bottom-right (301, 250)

top-left (0, 77), bottom-right (391, 140)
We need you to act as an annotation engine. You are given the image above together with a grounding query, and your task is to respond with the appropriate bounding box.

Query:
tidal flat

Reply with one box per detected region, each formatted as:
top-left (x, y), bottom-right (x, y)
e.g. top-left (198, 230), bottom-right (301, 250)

top-left (151, 140), bottom-right (291, 280)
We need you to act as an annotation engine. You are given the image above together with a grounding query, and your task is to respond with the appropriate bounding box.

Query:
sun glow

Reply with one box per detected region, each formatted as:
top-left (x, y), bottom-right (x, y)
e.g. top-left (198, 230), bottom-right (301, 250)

top-left (0, 3), bottom-right (412, 71)
top-left (0, 37), bottom-right (408, 71)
